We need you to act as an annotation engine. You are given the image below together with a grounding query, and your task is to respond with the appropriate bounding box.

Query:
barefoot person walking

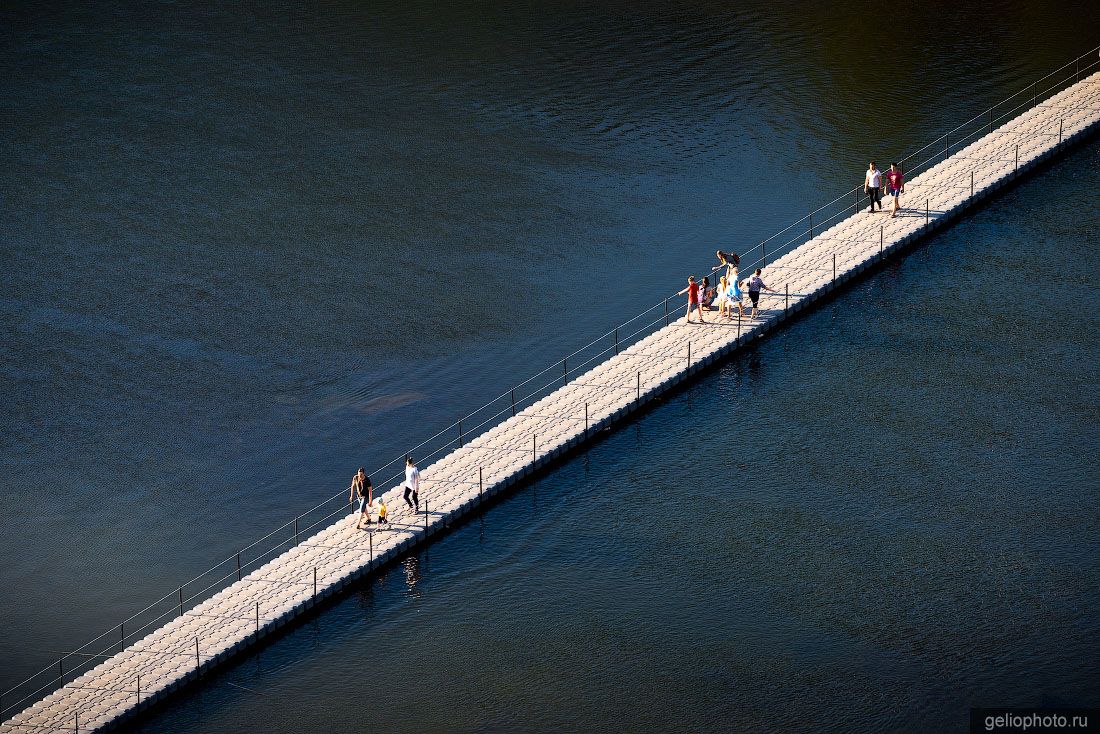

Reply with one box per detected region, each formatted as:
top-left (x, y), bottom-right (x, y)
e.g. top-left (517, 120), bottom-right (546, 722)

top-left (678, 276), bottom-right (707, 324)
top-left (886, 163), bottom-right (905, 218)
top-left (403, 455), bottom-right (421, 512)
top-left (865, 161), bottom-right (883, 213)
top-left (350, 467), bottom-right (373, 530)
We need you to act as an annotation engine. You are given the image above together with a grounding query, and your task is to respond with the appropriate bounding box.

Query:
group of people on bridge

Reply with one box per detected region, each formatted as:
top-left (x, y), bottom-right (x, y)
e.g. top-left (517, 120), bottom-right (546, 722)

top-left (348, 455), bottom-right (423, 530)
top-left (680, 160), bottom-right (905, 324)
top-left (680, 250), bottom-right (777, 325)
top-left (348, 166), bottom-right (905, 524)
top-left (865, 160), bottom-right (905, 217)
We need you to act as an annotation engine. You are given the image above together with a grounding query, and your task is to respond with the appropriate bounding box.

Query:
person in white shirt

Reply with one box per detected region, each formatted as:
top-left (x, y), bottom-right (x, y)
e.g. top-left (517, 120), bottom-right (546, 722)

top-left (403, 455), bottom-right (420, 512)
top-left (864, 161), bottom-right (883, 213)
top-left (742, 268), bottom-right (777, 319)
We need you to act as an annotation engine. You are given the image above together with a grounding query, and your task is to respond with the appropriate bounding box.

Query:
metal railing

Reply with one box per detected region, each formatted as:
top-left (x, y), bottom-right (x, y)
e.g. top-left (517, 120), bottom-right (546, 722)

top-left (2, 43), bottom-right (1099, 729)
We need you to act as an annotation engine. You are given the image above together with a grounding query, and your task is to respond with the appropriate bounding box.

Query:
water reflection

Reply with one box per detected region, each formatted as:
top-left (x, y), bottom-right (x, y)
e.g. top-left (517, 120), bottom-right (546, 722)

top-left (402, 556), bottom-right (423, 596)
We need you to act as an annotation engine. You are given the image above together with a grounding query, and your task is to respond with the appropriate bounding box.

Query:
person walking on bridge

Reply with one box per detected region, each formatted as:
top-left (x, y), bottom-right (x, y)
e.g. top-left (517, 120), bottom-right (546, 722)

top-left (350, 467), bottom-right (373, 530)
top-left (678, 275), bottom-right (707, 324)
top-left (865, 161), bottom-right (883, 213)
top-left (744, 268), bottom-right (776, 319)
top-left (719, 268), bottom-right (745, 320)
top-left (886, 163), bottom-right (905, 218)
top-left (403, 455), bottom-right (421, 512)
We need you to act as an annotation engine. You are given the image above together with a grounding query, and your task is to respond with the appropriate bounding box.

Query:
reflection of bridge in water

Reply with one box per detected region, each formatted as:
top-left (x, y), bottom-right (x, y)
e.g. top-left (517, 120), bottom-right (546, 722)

top-left (4, 48), bottom-right (1100, 733)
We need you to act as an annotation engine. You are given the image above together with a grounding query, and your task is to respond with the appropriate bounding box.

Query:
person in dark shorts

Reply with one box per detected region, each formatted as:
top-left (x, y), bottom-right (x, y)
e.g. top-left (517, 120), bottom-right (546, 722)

top-left (744, 268), bottom-right (777, 319)
top-left (376, 497), bottom-right (388, 526)
top-left (350, 467), bottom-right (373, 530)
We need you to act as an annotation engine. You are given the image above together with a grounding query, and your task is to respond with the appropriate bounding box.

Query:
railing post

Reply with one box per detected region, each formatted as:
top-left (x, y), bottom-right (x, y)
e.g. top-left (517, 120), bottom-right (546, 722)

top-left (880, 225), bottom-right (884, 255)
top-left (562, 358), bottom-right (567, 386)
top-left (294, 516), bottom-right (299, 545)
top-left (925, 199), bottom-right (930, 226)
top-left (945, 133), bottom-right (949, 158)
top-left (1031, 81), bottom-right (1036, 106)
top-left (687, 341), bottom-right (691, 368)
top-left (457, 419), bottom-right (463, 447)
top-left (313, 567), bottom-right (317, 598)
top-left (479, 467), bottom-right (483, 498)
top-left (970, 170), bottom-right (974, 197)
top-left (636, 371), bottom-right (640, 400)
top-left (585, 403), bottom-right (589, 435)
top-left (424, 499), bottom-right (428, 529)
top-left (736, 309), bottom-right (741, 342)
top-left (120, 623), bottom-right (124, 653)
top-left (532, 434), bottom-right (536, 462)
top-left (511, 388), bottom-right (515, 417)
top-left (614, 327), bottom-right (619, 355)
top-left (137, 674), bottom-right (140, 705)
top-left (369, 528), bottom-right (373, 563)
top-left (1015, 144), bottom-right (1018, 173)
top-left (195, 637), bottom-right (199, 672)
top-left (75, 712), bottom-right (78, 734)
top-left (832, 253), bottom-right (836, 284)
top-left (236, 552), bottom-right (241, 582)
top-left (808, 212), bottom-right (813, 239)
top-left (256, 601), bottom-right (259, 633)
top-left (58, 657), bottom-right (63, 684)
top-left (760, 242), bottom-right (765, 267)
top-left (1059, 118), bottom-right (1063, 145)
top-left (664, 297), bottom-right (669, 325)
top-left (785, 283), bottom-right (789, 312)
top-left (854, 188), bottom-right (859, 214)
top-left (988, 107), bottom-right (993, 134)
top-left (179, 586), bottom-right (184, 617)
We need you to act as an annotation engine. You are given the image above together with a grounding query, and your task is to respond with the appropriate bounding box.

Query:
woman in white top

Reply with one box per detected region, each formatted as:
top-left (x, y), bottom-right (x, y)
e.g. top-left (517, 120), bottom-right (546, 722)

top-left (716, 276), bottom-right (730, 319)
top-left (864, 161), bottom-right (883, 213)
top-left (403, 455), bottom-right (420, 512)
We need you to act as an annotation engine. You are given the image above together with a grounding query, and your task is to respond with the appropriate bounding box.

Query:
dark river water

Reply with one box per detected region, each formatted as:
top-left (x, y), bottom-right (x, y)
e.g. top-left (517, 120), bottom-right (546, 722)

top-left (2, 1), bottom-right (1099, 732)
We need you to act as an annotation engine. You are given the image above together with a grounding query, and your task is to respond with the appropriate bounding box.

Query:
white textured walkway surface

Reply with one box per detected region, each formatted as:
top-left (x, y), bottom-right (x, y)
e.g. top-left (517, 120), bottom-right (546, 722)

top-left (4, 72), bottom-right (1100, 733)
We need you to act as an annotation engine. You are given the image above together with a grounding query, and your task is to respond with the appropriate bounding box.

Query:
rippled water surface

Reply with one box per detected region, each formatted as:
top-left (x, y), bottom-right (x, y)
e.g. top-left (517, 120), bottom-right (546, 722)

top-left (2, 2), bottom-right (1099, 732)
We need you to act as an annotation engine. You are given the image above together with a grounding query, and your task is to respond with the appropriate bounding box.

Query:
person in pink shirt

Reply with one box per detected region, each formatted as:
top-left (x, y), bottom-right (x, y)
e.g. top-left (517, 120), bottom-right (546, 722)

top-left (886, 163), bottom-right (905, 218)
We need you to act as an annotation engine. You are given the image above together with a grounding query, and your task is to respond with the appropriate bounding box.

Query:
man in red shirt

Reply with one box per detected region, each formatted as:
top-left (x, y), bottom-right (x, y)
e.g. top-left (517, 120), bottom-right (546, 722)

top-left (678, 275), bottom-right (707, 324)
top-left (886, 163), bottom-right (905, 218)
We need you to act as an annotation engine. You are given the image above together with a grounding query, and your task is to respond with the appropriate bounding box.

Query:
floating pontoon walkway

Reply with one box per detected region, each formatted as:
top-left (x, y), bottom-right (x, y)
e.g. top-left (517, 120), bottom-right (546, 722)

top-left (4, 68), bottom-right (1100, 733)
